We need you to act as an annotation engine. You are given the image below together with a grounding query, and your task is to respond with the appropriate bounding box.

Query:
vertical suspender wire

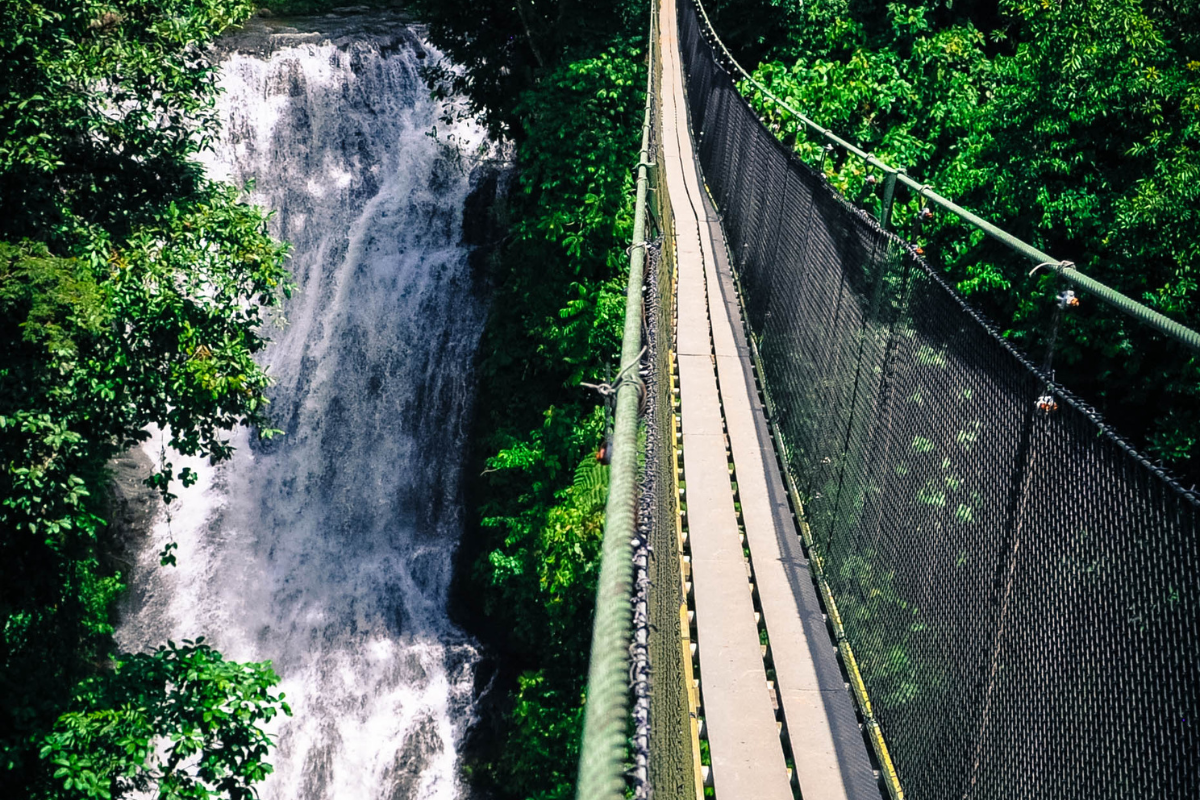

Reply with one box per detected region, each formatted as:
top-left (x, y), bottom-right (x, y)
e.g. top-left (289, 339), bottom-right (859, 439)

top-left (575, 3), bottom-right (657, 797)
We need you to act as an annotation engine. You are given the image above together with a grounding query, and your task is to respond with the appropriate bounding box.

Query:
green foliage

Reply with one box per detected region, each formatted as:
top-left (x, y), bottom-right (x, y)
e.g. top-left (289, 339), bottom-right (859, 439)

top-left (479, 408), bottom-right (609, 652)
top-left (484, 47), bottom-right (640, 390)
top-left (0, 0), bottom-right (258, 243)
top-left (572, 454), bottom-right (611, 514)
top-left (412, 0), bottom-right (644, 138)
top-left (34, 640), bottom-right (289, 800)
top-left (491, 670), bottom-right (585, 800)
top-left (1, 1), bottom-right (290, 795)
top-left (468, 408), bottom-right (612, 799)
top-left (740, 0), bottom-right (1200, 481)
top-left (256, 0), bottom-right (399, 17)
top-left (414, 2), bottom-right (644, 796)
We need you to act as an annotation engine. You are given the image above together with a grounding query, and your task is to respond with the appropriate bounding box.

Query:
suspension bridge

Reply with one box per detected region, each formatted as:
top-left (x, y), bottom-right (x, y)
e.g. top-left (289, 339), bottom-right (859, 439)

top-left (576, 1), bottom-right (1200, 799)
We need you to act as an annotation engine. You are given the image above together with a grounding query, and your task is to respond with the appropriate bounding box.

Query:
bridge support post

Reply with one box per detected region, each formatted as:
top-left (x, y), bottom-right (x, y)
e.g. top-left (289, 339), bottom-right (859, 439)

top-left (879, 167), bottom-right (898, 230)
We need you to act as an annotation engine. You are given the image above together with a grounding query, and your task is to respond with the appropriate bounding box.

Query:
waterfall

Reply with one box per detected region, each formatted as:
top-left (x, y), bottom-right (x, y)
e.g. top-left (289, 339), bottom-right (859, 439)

top-left (116, 13), bottom-right (491, 800)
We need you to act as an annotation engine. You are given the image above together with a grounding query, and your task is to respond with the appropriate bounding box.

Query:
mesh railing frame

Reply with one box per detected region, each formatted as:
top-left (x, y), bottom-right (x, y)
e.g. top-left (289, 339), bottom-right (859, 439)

top-left (642, 115), bottom-right (698, 800)
top-left (643, 3), bottom-right (699, 793)
top-left (676, 1), bottom-right (1200, 798)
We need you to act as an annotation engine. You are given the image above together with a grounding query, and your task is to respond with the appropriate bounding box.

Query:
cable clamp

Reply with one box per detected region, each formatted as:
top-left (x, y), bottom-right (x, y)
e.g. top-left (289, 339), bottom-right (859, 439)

top-left (1029, 259), bottom-right (1076, 276)
top-left (626, 236), bottom-right (660, 258)
top-left (625, 235), bottom-right (663, 257)
top-left (1036, 394), bottom-right (1059, 413)
top-left (580, 373), bottom-right (647, 402)
top-left (581, 347), bottom-right (649, 399)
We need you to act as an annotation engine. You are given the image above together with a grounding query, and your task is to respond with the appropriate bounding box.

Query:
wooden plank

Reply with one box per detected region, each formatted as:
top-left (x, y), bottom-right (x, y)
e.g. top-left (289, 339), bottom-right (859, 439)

top-left (680, 432), bottom-right (792, 800)
top-left (657, 0), bottom-right (881, 798)
top-left (677, 355), bottom-right (724, 436)
top-left (700, 129), bottom-right (881, 800)
top-left (660, 0), bottom-right (793, 797)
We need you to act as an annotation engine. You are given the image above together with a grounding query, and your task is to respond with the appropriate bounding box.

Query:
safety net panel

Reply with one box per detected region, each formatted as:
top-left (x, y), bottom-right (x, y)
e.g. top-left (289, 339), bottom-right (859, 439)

top-left (677, 1), bottom-right (1200, 798)
top-left (640, 13), bottom-right (697, 795)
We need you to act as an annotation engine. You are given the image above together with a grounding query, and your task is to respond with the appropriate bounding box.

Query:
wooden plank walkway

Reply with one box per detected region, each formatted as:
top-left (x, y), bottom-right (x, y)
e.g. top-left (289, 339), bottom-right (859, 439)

top-left (658, 1), bottom-right (880, 798)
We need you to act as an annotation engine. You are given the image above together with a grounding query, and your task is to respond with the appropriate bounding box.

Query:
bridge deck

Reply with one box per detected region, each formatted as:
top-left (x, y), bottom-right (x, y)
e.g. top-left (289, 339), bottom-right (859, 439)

top-left (658, 1), bottom-right (879, 798)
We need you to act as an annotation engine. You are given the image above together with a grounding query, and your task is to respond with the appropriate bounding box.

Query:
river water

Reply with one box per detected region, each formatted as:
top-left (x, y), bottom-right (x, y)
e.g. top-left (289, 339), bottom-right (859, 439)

top-left (116, 12), bottom-right (491, 799)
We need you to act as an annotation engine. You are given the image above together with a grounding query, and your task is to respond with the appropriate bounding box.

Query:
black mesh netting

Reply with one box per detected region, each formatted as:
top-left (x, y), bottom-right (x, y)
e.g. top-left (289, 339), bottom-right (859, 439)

top-left (675, 2), bottom-right (1200, 797)
top-left (642, 17), bottom-right (696, 796)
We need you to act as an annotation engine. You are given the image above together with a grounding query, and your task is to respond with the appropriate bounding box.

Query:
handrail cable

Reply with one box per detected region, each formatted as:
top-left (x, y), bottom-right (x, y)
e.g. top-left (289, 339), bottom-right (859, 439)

top-left (689, 0), bottom-right (1200, 351)
top-left (574, 0), bottom-right (658, 797)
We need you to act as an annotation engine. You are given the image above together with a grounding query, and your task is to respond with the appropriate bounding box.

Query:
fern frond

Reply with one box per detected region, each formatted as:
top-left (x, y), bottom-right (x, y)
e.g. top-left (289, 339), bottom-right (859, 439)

top-left (572, 454), bottom-right (610, 512)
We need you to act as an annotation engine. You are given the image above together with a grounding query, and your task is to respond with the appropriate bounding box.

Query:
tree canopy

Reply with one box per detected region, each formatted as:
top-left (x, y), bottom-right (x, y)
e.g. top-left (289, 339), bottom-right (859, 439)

top-left (1, 1), bottom-right (290, 796)
top-left (421, 1), bottom-right (1199, 798)
top-left (717, 0), bottom-right (1200, 480)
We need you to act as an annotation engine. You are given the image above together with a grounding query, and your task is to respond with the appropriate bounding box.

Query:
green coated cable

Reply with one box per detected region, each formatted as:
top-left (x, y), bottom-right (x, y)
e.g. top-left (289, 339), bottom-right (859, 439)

top-left (690, 0), bottom-right (1200, 351)
top-left (574, 2), bottom-right (658, 797)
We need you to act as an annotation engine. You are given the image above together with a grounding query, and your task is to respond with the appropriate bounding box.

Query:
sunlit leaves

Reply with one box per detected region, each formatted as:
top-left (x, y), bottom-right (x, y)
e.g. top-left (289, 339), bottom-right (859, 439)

top-left (36, 640), bottom-right (290, 800)
top-left (1, 1), bottom-right (291, 792)
top-left (742, 0), bottom-right (1200, 476)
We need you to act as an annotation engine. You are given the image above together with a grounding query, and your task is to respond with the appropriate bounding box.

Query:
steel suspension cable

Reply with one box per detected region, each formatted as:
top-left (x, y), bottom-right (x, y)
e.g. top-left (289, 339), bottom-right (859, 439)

top-left (574, 2), bottom-right (658, 797)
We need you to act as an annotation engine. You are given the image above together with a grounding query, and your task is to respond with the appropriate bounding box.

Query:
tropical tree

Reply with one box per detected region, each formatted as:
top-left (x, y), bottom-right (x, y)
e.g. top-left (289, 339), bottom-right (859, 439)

top-left (1, 1), bottom-right (291, 794)
top-left (34, 641), bottom-right (288, 800)
top-left (733, 0), bottom-right (1200, 480)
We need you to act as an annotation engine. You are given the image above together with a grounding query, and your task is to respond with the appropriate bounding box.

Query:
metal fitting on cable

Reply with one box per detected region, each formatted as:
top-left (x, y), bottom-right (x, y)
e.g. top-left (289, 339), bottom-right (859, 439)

top-left (1029, 259), bottom-right (1076, 276)
top-left (912, 207), bottom-right (933, 255)
top-left (818, 142), bottom-right (834, 174)
top-left (1036, 394), bottom-right (1059, 413)
top-left (1057, 289), bottom-right (1080, 310)
top-left (879, 168), bottom-right (899, 228)
top-left (858, 173), bottom-right (879, 204)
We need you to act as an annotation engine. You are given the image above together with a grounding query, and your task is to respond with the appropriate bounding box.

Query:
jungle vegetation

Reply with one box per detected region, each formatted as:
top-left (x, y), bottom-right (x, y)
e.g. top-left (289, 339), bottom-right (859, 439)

top-left (411, 1), bottom-right (647, 796)
top-left (2, 0), bottom-right (1196, 799)
top-left (1, 1), bottom-right (291, 797)
top-left (419, 1), bottom-right (1198, 798)
top-left (715, 0), bottom-right (1200, 483)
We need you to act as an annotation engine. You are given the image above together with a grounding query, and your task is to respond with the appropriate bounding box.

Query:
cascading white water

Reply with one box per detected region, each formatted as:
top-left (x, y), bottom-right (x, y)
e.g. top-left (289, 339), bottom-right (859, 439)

top-left (117, 14), bottom-right (492, 800)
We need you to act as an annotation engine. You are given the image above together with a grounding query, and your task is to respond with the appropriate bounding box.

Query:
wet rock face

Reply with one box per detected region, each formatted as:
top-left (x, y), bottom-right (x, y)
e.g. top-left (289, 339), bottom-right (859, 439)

top-left (103, 447), bottom-right (158, 580)
top-left (107, 447), bottom-right (157, 539)
top-left (461, 168), bottom-right (503, 249)
top-left (215, 7), bottom-right (423, 60)
top-left (461, 165), bottom-right (512, 281)
top-left (386, 712), bottom-right (445, 800)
